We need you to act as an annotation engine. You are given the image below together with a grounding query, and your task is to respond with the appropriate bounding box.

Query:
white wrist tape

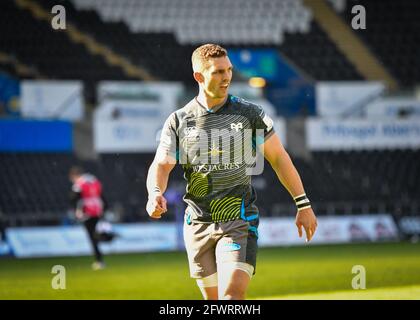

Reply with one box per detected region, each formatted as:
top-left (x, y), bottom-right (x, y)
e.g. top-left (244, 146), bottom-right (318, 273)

top-left (294, 193), bottom-right (312, 211)
top-left (149, 186), bottom-right (162, 198)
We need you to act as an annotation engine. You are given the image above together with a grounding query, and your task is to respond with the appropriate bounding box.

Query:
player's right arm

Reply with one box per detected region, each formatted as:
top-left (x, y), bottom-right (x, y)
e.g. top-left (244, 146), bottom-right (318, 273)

top-left (146, 152), bottom-right (176, 219)
top-left (146, 112), bottom-right (178, 219)
top-left (261, 133), bottom-right (317, 242)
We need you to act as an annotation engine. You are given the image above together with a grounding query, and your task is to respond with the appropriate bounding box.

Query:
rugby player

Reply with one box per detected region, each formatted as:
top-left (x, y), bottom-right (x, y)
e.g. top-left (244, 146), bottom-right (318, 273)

top-left (146, 44), bottom-right (317, 300)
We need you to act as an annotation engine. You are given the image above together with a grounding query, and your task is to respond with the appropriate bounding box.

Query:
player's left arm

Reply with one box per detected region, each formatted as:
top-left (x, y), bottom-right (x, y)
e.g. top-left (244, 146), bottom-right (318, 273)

top-left (261, 133), bottom-right (318, 242)
top-left (69, 189), bottom-right (83, 220)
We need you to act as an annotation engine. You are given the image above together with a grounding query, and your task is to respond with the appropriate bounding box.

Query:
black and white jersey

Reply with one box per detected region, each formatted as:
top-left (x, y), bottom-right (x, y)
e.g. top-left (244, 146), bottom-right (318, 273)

top-left (158, 94), bottom-right (275, 225)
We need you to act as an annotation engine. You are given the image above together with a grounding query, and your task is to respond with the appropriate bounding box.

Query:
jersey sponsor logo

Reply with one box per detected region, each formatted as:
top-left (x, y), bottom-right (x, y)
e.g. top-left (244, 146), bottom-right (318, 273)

top-left (191, 163), bottom-right (241, 173)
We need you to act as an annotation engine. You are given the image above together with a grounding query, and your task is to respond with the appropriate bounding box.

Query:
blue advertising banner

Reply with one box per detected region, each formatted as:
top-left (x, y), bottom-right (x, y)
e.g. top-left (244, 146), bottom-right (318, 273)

top-left (0, 120), bottom-right (72, 152)
top-left (228, 49), bottom-right (315, 117)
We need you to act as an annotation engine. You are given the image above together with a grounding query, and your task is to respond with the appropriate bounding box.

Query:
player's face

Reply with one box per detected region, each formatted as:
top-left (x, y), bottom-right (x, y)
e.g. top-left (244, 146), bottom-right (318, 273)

top-left (201, 56), bottom-right (233, 99)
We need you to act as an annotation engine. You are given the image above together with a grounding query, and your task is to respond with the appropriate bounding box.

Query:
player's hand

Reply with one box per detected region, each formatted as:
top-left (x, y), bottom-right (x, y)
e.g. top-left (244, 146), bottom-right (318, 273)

top-left (146, 194), bottom-right (167, 219)
top-left (295, 207), bottom-right (318, 242)
top-left (75, 209), bottom-right (84, 220)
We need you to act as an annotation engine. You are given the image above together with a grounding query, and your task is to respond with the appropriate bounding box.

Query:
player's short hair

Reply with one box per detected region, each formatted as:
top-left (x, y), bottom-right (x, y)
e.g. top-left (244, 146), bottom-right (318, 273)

top-left (69, 166), bottom-right (83, 177)
top-left (192, 44), bottom-right (228, 72)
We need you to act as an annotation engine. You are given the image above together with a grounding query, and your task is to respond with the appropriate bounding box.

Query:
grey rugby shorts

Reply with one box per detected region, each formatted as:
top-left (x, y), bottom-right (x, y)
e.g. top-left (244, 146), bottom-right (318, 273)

top-left (183, 213), bottom-right (258, 279)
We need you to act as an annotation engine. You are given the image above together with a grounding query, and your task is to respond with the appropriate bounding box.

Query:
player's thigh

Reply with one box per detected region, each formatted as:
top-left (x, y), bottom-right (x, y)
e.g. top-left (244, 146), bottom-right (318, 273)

top-left (183, 219), bottom-right (217, 278)
top-left (215, 219), bottom-right (257, 269)
top-left (215, 220), bottom-right (258, 297)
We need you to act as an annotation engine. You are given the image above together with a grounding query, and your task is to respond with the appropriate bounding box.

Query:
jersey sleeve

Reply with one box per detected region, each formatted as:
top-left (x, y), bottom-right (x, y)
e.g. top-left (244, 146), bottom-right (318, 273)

top-left (254, 105), bottom-right (275, 145)
top-left (157, 112), bottom-right (179, 161)
top-left (69, 186), bottom-right (81, 207)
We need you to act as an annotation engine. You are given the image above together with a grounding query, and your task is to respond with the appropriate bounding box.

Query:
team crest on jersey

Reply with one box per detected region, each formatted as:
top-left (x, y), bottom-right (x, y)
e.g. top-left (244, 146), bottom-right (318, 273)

top-left (230, 122), bottom-right (243, 132)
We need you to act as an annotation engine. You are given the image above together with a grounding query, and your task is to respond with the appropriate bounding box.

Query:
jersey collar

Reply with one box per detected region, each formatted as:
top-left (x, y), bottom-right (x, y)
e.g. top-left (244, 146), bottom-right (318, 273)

top-left (195, 95), bottom-right (230, 114)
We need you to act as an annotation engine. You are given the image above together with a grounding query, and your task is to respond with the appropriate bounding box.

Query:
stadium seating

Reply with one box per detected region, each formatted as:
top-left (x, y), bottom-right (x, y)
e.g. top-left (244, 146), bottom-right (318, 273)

top-left (0, 1), bottom-right (133, 103)
top-left (339, 0), bottom-right (420, 87)
top-left (0, 62), bottom-right (18, 81)
top-left (71, 0), bottom-right (312, 45)
top-left (279, 21), bottom-right (362, 80)
top-left (1, 0), bottom-right (418, 228)
top-left (4, 0), bottom-right (361, 88)
top-left (0, 153), bottom-right (76, 225)
top-left (66, 0), bottom-right (361, 81)
top-left (0, 0), bottom-right (363, 109)
top-left (7, 0), bottom-right (420, 93)
top-left (1, 150), bottom-right (418, 226)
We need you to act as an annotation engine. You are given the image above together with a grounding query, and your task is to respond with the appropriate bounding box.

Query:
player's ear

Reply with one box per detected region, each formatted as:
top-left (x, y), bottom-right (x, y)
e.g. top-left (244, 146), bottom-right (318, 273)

top-left (193, 72), bottom-right (204, 83)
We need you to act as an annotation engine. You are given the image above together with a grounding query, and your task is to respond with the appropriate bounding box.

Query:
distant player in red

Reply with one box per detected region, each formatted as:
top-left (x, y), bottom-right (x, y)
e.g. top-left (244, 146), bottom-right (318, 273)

top-left (69, 166), bottom-right (107, 270)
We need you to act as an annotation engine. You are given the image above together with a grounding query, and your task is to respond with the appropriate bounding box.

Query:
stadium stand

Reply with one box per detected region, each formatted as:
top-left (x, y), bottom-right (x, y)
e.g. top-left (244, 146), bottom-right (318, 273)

top-left (260, 150), bottom-right (420, 217)
top-left (32, 0), bottom-right (196, 85)
top-left (1, 150), bottom-right (419, 226)
top-left (0, 0), bottom-right (135, 104)
top-left (30, 0), bottom-right (361, 85)
top-left (0, 0), bottom-right (418, 229)
top-left (279, 21), bottom-right (362, 80)
top-left (0, 61), bottom-right (18, 80)
top-left (71, 0), bottom-right (312, 45)
top-left (0, 153), bottom-right (77, 225)
top-left (339, 0), bottom-right (420, 87)
top-left (0, 1), bottom-right (132, 81)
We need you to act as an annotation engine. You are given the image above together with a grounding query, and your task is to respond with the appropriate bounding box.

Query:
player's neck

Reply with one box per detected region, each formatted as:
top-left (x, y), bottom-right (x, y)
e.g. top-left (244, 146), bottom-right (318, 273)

top-left (196, 92), bottom-right (227, 111)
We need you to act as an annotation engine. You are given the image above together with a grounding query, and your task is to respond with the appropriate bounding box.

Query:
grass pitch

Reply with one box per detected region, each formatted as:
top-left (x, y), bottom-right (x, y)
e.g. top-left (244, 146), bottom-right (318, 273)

top-left (1, 242), bottom-right (420, 300)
